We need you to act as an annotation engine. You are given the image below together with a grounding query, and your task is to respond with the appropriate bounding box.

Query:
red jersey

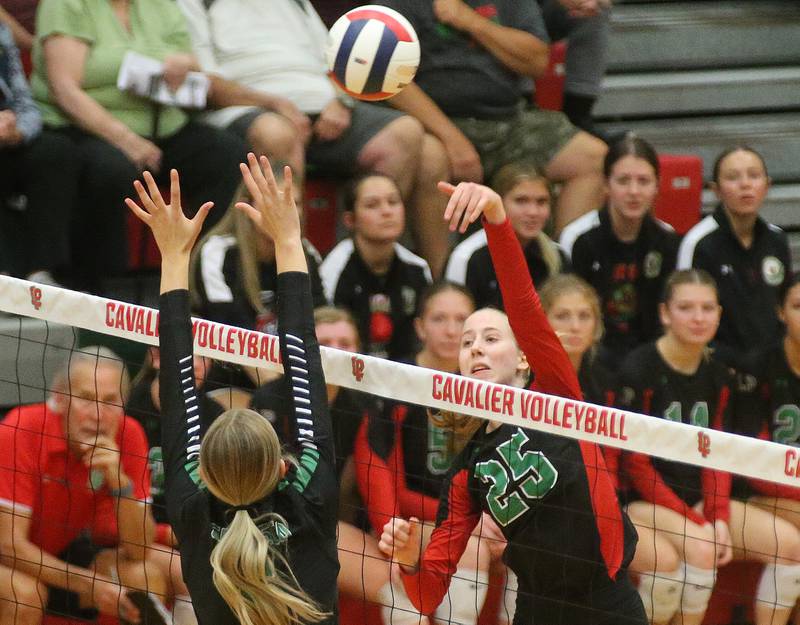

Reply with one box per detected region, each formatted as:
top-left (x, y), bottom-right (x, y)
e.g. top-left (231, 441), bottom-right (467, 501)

top-left (0, 403), bottom-right (151, 555)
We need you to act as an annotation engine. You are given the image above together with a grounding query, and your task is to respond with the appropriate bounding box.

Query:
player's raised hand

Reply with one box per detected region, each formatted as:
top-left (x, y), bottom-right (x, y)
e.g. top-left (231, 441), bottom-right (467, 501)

top-left (125, 169), bottom-right (212, 262)
top-left (237, 153), bottom-right (307, 274)
top-left (236, 153), bottom-right (301, 246)
top-left (438, 181), bottom-right (506, 233)
top-left (378, 516), bottom-right (422, 572)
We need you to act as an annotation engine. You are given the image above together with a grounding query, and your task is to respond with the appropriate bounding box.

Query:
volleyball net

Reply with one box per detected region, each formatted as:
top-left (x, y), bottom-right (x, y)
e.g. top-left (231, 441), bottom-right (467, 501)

top-left (1, 273), bottom-right (798, 625)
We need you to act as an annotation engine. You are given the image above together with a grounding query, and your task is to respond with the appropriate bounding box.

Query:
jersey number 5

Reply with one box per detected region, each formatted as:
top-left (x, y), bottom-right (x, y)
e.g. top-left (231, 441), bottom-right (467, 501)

top-left (474, 429), bottom-right (558, 527)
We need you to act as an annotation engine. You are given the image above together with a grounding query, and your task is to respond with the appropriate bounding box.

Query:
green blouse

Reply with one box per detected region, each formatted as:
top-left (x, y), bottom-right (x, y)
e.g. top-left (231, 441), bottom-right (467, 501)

top-left (31, 0), bottom-right (193, 138)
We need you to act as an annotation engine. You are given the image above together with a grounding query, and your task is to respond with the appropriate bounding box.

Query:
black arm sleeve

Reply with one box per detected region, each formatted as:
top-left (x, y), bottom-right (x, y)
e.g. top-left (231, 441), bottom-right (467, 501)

top-left (276, 272), bottom-right (336, 491)
top-left (158, 290), bottom-right (205, 525)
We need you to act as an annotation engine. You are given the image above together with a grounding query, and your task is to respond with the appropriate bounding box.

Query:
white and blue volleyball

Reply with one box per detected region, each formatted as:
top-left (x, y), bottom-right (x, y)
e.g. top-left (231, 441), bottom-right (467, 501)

top-left (326, 5), bottom-right (420, 101)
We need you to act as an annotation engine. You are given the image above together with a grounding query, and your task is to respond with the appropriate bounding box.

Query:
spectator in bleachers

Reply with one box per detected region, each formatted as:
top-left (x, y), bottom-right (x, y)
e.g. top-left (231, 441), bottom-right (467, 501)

top-left (0, 346), bottom-right (168, 624)
top-left (0, 22), bottom-right (78, 285)
top-left (618, 269), bottom-right (800, 625)
top-left (559, 134), bottom-right (680, 370)
top-left (311, 0), bottom-right (614, 136)
top-left (378, 0), bottom-right (608, 233)
top-left (445, 163), bottom-right (568, 308)
top-left (537, 0), bottom-right (611, 136)
top-left (352, 281), bottom-right (493, 625)
top-left (31, 0), bottom-right (247, 291)
top-left (0, 3), bottom-right (34, 50)
top-left (320, 173), bottom-right (432, 361)
top-left (176, 0), bottom-right (453, 277)
top-left (678, 146), bottom-right (790, 367)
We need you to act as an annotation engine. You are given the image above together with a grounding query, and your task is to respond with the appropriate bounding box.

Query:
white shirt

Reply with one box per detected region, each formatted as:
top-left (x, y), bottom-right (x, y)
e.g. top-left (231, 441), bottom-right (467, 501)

top-left (178, 0), bottom-right (337, 115)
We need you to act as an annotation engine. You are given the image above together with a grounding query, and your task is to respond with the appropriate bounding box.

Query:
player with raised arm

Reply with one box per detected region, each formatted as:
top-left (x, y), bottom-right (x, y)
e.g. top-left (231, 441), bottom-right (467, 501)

top-left (125, 155), bottom-right (338, 625)
top-left (378, 181), bottom-right (646, 625)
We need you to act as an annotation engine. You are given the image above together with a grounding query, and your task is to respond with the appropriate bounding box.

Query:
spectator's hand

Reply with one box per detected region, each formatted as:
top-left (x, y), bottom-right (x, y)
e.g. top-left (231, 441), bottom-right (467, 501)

top-left (236, 153), bottom-right (301, 245)
top-left (438, 180), bottom-right (505, 232)
top-left (125, 169), bottom-right (213, 263)
top-left (714, 520), bottom-right (733, 566)
top-left (477, 513), bottom-right (507, 561)
top-left (443, 133), bottom-right (483, 183)
top-left (434, 0), bottom-right (478, 31)
top-left (84, 435), bottom-right (124, 488)
top-left (0, 110), bottom-right (22, 146)
top-left (91, 577), bottom-right (139, 622)
top-left (117, 132), bottom-right (163, 173)
top-left (271, 97), bottom-right (312, 144)
top-left (313, 98), bottom-right (351, 142)
top-left (378, 516), bottom-right (422, 571)
top-left (161, 53), bottom-right (194, 92)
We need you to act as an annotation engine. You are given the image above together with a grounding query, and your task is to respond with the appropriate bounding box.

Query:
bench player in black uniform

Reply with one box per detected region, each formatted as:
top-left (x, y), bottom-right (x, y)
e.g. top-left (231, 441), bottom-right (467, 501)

top-left (379, 181), bottom-right (646, 625)
top-left (559, 135), bottom-right (679, 369)
top-left (617, 269), bottom-right (800, 625)
top-left (445, 163), bottom-right (568, 309)
top-left (319, 173), bottom-right (432, 361)
top-left (126, 156), bottom-right (338, 625)
top-left (678, 146), bottom-right (791, 366)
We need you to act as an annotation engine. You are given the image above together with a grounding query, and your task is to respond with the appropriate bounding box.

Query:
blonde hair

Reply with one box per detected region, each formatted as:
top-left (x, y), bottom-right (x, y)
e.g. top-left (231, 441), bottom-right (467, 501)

top-left (190, 183), bottom-right (266, 315)
top-left (539, 274), bottom-right (605, 344)
top-left (200, 409), bottom-right (327, 625)
top-left (492, 163), bottom-right (562, 278)
top-left (191, 160), bottom-right (295, 316)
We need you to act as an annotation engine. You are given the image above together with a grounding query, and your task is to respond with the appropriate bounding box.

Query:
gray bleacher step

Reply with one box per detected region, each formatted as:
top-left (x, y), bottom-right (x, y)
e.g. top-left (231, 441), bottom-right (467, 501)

top-left (0, 317), bottom-right (77, 408)
top-left (596, 113), bottom-right (800, 184)
top-left (702, 185), bottom-right (800, 230)
top-left (594, 67), bottom-right (800, 118)
top-left (608, 2), bottom-right (800, 72)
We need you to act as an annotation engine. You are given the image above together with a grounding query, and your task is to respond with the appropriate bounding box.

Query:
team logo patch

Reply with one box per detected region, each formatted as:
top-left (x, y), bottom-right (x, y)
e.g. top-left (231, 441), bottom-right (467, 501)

top-left (762, 256), bottom-right (785, 286)
top-left (30, 286), bottom-right (43, 310)
top-left (643, 251), bottom-right (663, 279)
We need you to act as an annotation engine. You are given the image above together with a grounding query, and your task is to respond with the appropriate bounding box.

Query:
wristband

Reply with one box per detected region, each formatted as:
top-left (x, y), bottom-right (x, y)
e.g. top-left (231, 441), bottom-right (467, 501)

top-left (109, 482), bottom-right (134, 498)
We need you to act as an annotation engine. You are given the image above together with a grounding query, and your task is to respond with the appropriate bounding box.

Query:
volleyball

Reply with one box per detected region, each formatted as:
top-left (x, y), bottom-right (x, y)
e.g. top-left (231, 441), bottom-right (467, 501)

top-left (326, 5), bottom-right (420, 101)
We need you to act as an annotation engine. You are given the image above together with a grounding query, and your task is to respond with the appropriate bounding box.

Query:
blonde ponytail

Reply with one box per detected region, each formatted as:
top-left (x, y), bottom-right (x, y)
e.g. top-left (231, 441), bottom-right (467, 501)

top-left (210, 510), bottom-right (327, 625)
top-left (200, 409), bottom-right (329, 625)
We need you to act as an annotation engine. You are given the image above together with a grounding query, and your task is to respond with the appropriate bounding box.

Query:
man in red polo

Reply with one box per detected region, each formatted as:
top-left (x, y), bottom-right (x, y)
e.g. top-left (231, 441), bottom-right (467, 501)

top-left (0, 346), bottom-right (166, 624)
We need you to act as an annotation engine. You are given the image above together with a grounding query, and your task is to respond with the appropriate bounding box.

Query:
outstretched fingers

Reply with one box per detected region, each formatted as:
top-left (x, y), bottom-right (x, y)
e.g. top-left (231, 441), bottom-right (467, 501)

top-left (169, 168), bottom-right (182, 212)
top-left (143, 171), bottom-right (167, 211)
top-left (193, 201), bottom-right (214, 230)
top-left (124, 196), bottom-right (151, 224)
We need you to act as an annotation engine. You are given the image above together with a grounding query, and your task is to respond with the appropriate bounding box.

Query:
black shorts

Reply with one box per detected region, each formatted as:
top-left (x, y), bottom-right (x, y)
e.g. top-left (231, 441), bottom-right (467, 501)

top-left (47, 534), bottom-right (106, 621)
top-left (514, 571), bottom-right (647, 625)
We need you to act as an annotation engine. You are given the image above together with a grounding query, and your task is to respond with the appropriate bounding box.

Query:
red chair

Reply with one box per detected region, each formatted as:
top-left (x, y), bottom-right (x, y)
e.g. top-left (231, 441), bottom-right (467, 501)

top-left (534, 41), bottom-right (567, 112)
top-left (126, 209), bottom-right (161, 271)
top-left (304, 177), bottom-right (339, 256)
top-left (654, 154), bottom-right (704, 235)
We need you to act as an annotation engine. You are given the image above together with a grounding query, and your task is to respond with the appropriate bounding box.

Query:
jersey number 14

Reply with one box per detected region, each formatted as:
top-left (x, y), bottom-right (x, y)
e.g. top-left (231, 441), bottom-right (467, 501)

top-left (474, 429), bottom-right (558, 526)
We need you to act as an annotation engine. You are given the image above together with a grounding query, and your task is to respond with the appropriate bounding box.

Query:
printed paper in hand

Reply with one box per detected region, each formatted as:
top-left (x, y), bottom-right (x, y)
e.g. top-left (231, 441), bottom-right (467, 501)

top-left (117, 51), bottom-right (209, 109)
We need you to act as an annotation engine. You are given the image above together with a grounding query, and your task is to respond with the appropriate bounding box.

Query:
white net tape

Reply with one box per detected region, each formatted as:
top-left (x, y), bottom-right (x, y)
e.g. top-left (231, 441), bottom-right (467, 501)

top-left (0, 274), bottom-right (795, 487)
